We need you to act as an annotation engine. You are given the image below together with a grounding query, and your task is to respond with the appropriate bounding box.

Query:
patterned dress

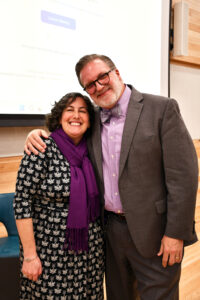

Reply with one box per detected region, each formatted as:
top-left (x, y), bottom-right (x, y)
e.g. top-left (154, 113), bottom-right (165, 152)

top-left (14, 137), bottom-right (105, 300)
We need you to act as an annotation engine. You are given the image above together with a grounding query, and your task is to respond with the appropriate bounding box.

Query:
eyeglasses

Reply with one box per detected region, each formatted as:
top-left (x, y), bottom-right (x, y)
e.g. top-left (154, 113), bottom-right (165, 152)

top-left (83, 68), bottom-right (115, 95)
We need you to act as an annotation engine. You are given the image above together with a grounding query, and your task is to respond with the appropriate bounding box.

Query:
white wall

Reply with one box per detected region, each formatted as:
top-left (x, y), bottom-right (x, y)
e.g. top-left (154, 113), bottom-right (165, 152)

top-left (170, 64), bottom-right (200, 139)
top-left (0, 127), bottom-right (46, 157)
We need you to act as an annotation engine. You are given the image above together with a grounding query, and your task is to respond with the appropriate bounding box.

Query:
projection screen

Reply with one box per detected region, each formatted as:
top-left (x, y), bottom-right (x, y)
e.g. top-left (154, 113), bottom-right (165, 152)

top-left (0, 0), bottom-right (171, 125)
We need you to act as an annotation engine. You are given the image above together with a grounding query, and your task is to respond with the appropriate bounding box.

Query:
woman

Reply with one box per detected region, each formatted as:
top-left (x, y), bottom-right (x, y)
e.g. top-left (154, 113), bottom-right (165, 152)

top-left (14, 92), bottom-right (104, 299)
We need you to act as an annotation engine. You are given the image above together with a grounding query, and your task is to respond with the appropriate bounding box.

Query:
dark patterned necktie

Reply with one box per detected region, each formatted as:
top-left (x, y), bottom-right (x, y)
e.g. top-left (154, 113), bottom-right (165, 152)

top-left (100, 104), bottom-right (121, 123)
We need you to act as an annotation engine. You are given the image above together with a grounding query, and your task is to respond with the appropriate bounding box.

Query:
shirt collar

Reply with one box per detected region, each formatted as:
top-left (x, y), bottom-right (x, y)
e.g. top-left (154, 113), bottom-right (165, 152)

top-left (117, 84), bottom-right (131, 116)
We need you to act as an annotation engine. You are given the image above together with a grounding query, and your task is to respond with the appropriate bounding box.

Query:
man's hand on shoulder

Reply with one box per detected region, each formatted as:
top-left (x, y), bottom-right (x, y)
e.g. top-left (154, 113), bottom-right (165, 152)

top-left (24, 129), bottom-right (49, 155)
top-left (157, 235), bottom-right (183, 268)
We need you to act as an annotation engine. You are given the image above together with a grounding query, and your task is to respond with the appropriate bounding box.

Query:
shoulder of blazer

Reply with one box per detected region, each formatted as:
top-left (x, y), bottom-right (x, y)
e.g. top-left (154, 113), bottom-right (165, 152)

top-left (127, 84), bottom-right (179, 116)
top-left (128, 83), bottom-right (172, 105)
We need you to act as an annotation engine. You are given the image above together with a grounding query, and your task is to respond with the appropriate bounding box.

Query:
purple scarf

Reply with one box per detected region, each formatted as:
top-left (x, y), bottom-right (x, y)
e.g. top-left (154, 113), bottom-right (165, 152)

top-left (51, 128), bottom-right (100, 252)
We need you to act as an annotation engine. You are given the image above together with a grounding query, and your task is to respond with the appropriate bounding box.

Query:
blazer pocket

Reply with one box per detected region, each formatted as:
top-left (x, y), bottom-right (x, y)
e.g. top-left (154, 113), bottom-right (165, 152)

top-left (155, 199), bottom-right (167, 214)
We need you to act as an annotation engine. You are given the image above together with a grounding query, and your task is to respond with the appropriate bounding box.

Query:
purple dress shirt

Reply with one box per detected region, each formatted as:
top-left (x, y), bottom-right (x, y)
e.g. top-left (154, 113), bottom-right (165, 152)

top-left (101, 85), bottom-right (131, 213)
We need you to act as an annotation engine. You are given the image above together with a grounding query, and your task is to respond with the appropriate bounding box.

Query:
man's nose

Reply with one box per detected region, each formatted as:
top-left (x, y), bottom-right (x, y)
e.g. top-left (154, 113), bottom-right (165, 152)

top-left (95, 81), bottom-right (103, 91)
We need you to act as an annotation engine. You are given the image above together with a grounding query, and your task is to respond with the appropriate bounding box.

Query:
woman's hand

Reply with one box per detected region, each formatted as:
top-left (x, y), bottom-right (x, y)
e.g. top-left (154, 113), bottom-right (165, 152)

top-left (22, 256), bottom-right (42, 281)
top-left (16, 218), bottom-right (42, 281)
top-left (24, 129), bottom-right (49, 155)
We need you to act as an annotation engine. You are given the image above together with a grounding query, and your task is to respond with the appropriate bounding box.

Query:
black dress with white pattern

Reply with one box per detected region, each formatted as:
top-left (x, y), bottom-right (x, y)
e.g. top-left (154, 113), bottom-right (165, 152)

top-left (14, 137), bottom-right (105, 300)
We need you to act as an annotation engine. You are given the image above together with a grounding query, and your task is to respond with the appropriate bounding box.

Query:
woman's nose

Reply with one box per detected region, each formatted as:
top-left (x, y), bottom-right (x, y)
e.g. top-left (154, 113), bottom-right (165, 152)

top-left (73, 110), bottom-right (79, 118)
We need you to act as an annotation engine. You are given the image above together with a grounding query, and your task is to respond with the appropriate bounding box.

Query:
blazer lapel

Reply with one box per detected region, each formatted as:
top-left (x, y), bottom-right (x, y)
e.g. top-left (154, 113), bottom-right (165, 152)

top-left (119, 86), bottom-right (144, 178)
top-left (91, 110), bottom-right (104, 182)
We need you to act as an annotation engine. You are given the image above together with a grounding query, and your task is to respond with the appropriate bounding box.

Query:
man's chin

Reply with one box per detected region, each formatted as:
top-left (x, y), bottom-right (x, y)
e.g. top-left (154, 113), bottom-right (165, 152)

top-left (98, 98), bottom-right (117, 109)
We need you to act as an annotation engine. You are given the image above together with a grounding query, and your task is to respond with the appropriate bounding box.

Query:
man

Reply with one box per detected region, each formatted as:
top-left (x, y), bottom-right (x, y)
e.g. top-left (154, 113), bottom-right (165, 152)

top-left (25, 54), bottom-right (198, 299)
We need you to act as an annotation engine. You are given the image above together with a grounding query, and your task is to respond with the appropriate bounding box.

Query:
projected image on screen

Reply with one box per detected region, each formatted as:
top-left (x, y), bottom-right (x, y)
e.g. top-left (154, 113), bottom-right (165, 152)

top-left (0, 0), bottom-right (105, 114)
top-left (0, 0), bottom-right (170, 116)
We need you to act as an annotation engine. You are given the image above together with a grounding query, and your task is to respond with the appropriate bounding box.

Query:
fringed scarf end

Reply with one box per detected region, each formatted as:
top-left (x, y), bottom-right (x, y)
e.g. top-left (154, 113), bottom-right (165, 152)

top-left (64, 227), bottom-right (89, 253)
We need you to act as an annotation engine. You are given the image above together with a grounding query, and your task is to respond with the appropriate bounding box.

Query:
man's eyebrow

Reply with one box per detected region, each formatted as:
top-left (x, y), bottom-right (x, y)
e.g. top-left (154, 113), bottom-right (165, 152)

top-left (86, 71), bottom-right (108, 85)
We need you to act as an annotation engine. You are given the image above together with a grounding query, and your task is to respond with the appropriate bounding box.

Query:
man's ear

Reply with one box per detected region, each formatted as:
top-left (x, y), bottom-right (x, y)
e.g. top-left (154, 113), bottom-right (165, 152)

top-left (115, 69), bottom-right (123, 82)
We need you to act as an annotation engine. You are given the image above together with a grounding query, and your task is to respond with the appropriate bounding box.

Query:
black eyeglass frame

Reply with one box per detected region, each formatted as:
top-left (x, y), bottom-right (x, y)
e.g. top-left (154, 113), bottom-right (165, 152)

top-left (83, 68), bottom-right (115, 94)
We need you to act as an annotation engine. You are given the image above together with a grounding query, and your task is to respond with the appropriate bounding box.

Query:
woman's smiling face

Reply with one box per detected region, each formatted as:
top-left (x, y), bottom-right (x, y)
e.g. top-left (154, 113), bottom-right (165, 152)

top-left (60, 97), bottom-right (90, 145)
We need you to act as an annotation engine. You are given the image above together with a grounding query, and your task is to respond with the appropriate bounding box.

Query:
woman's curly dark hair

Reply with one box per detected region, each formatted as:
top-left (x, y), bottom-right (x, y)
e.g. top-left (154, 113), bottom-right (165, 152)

top-left (46, 92), bottom-right (95, 135)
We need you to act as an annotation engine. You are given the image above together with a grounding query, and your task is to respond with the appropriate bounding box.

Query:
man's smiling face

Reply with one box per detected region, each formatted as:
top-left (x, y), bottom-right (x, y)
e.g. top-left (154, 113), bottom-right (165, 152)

top-left (80, 59), bottom-right (125, 109)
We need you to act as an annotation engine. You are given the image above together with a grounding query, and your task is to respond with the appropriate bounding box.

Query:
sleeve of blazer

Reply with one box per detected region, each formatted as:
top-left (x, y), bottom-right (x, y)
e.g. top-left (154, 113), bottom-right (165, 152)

top-left (161, 98), bottom-right (198, 242)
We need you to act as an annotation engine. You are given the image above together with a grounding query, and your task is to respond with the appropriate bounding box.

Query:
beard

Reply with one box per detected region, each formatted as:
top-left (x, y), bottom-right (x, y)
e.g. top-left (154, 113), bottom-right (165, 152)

top-left (97, 97), bottom-right (118, 109)
top-left (93, 89), bottom-right (119, 109)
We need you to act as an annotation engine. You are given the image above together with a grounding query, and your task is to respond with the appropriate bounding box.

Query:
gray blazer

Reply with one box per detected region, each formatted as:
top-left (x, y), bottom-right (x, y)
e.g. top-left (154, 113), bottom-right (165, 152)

top-left (87, 85), bottom-right (198, 258)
